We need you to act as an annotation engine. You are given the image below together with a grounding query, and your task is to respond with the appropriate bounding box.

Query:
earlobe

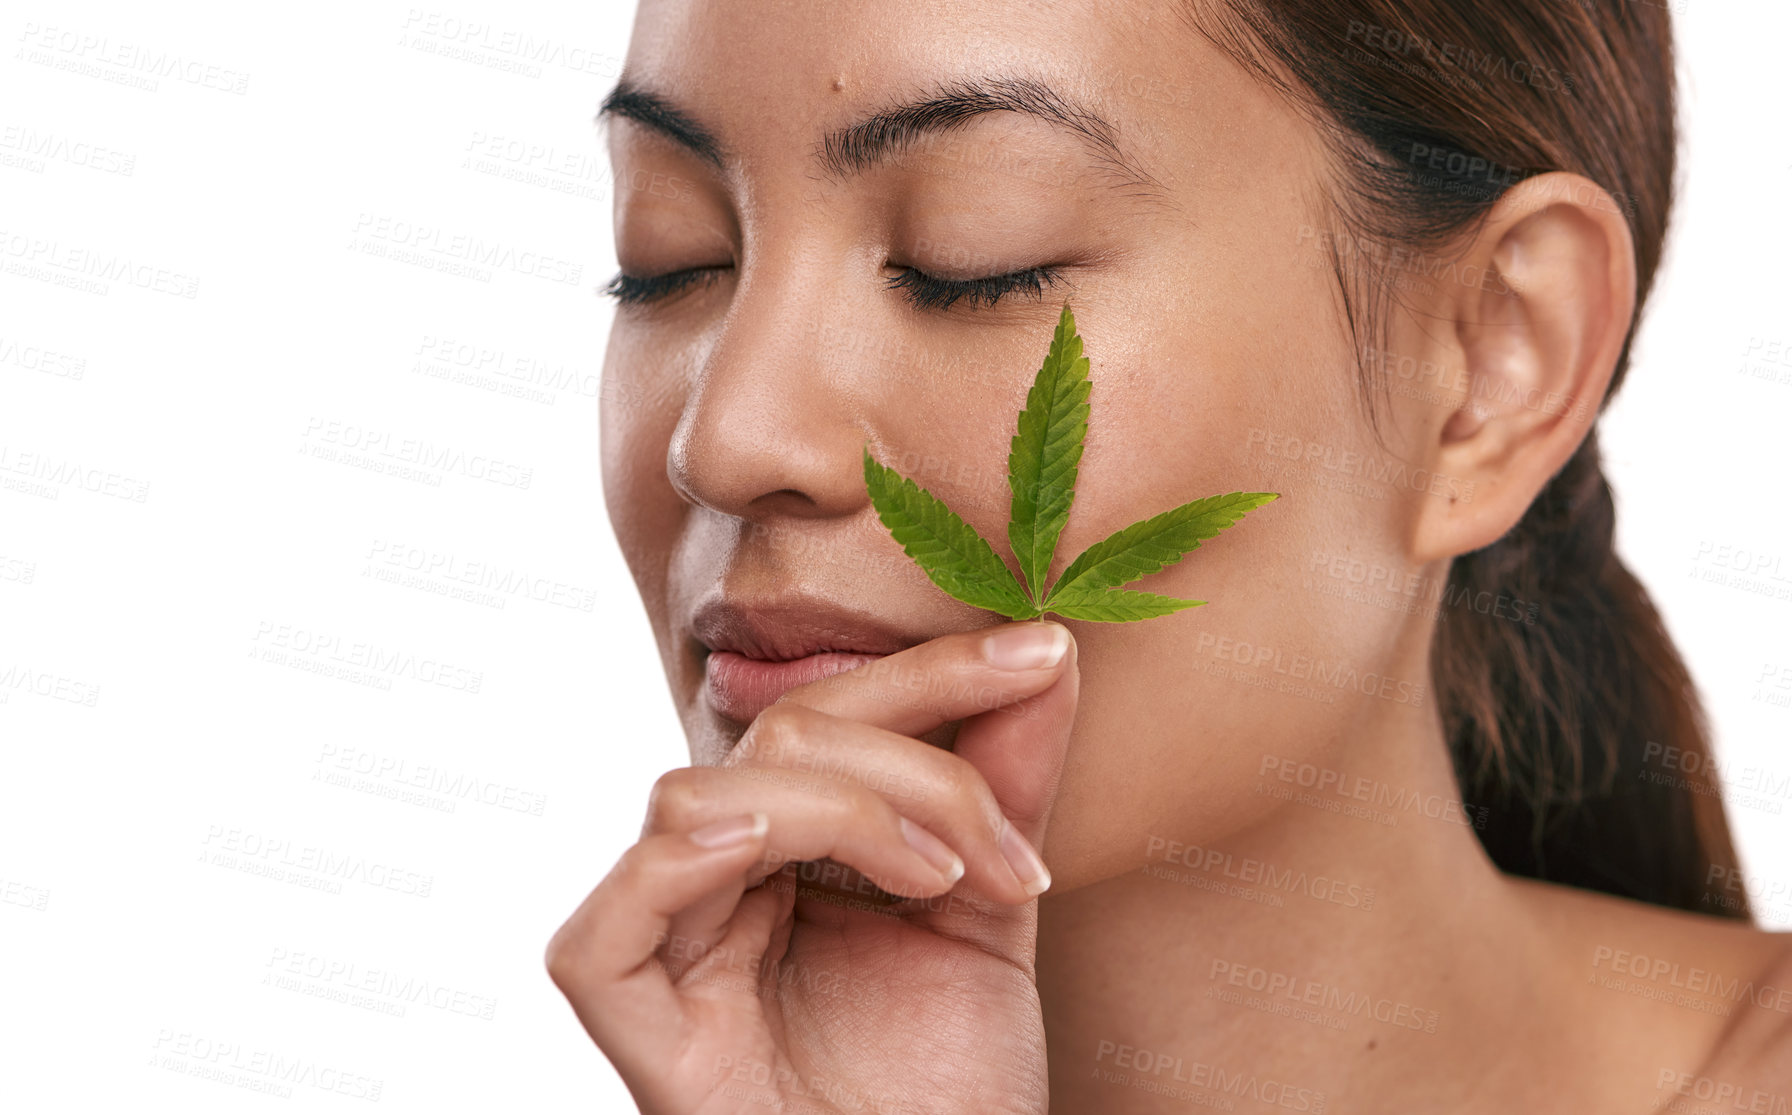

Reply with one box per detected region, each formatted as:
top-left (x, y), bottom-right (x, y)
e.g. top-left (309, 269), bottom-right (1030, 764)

top-left (1409, 172), bottom-right (1638, 564)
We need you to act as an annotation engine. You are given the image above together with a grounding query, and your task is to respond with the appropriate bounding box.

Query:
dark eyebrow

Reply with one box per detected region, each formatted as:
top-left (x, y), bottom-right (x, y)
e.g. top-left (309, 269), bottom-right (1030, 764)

top-left (818, 75), bottom-right (1160, 197)
top-left (597, 73), bottom-right (1164, 201)
top-left (597, 80), bottom-right (727, 170)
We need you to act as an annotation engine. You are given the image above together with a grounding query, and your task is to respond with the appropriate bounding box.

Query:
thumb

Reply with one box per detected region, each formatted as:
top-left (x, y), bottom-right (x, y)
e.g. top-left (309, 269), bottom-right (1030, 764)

top-left (903, 620), bottom-right (1077, 960)
top-left (942, 619), bottom-right (1079, 898)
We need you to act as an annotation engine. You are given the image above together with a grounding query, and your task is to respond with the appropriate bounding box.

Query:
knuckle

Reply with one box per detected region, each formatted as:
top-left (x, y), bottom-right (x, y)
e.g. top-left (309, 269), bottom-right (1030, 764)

top-left (643, 767), bottom-right (707, 831)
top-left (936, 752), bottom-right (1005, 833)
top-left (615, 839), bottom-right (667, 888)
top-left (726, 730), bottom-right (761, 766)
top-left (744, 701), bottom-right (811, 764)
top-left (544, 897), bottom-right (605, 993)
top-left (543, 927), bottom-right (580, 990)
top-left (839, 781), bottom-right (900, 832)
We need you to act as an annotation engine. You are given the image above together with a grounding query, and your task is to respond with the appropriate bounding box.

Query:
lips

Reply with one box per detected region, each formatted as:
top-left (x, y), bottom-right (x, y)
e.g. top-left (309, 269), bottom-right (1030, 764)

top-left (692, 596), bottom-right (929, 723)
top-left (704, 651), bottom-right (888, 723)
top-left (692, 596), bottom-right (924, 661)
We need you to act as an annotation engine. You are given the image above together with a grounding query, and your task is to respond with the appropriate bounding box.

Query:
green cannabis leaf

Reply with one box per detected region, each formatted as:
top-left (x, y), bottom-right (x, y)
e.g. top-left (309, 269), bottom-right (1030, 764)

top-left (863, 302), bottom-right (1278, 623)
top-left (1007, 305), bottom-right (1090, 604)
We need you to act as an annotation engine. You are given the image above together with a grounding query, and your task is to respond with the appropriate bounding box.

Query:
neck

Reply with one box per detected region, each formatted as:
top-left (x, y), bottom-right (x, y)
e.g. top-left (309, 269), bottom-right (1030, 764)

top-left (1035, 687), bottom-right (1564, 1112)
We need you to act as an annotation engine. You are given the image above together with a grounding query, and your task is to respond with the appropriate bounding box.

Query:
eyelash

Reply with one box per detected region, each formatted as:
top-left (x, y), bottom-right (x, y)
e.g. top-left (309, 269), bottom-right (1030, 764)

top-left (882, 265), bottom-right (1064, 311)
top-left (601, 263), bottom-right (1064, 312)
top-left (601, 267), bottom-right (724, 306)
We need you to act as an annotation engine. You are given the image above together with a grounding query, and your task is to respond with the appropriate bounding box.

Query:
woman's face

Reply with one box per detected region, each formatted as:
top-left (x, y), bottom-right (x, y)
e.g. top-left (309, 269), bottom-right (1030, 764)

top-left (603, 0), bottom-right (1441, 890)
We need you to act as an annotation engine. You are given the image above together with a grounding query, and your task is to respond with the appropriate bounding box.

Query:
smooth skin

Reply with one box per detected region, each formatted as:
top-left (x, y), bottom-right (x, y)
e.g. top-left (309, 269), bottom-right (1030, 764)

top-left (551, 1), bottom-right (1792, 1111)
top-left (550, 624), bottom-right (1077, 1114)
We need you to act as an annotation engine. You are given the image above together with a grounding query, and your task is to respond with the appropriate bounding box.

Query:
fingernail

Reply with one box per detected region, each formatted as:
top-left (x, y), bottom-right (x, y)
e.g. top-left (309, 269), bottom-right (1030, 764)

top-left (899, 816), bottom-right (965, 885)
top-left (998, 819), bottom-right (1051, 897)
top-left (690, 812), bottom-right (768, 848)
top-left (981, 622), bottom-right (1069, 671)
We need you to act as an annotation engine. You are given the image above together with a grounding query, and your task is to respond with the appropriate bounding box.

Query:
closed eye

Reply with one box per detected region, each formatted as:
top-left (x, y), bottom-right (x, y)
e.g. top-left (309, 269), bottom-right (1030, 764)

top-left (601, 267), bottom-right (726, 306)
top-left (882, 265), bottom-right (1065, 312)
top-left (600, 262), bottom-right (1065, 312)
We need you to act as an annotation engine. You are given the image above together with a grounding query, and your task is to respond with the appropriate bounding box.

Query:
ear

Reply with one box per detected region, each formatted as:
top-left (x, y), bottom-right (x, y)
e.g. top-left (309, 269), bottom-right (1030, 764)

top-left (1405, 171), bottom-right (1637, 564)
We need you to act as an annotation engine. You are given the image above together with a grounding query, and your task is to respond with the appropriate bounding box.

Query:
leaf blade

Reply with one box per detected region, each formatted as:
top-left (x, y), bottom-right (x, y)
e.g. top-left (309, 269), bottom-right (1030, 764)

top-left (1046, 491), bottom-right (1278, 599)
top-left (864, 445), bottom-right (1035, 618)
top-left (1041, 586), bottom-right (1206, 623)
top-left (1007, 302), bottom-right (1092, 603)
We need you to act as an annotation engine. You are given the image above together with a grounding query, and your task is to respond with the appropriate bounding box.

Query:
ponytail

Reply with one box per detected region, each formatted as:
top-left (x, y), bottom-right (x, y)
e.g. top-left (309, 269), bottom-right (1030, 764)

top-left (1433, 434), bottom-right (1749, 918)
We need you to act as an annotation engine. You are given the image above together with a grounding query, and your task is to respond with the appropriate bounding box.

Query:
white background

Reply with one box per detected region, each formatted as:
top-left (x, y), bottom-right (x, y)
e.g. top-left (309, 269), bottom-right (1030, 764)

top-left (0, 2), bottom-right (1786, 1112)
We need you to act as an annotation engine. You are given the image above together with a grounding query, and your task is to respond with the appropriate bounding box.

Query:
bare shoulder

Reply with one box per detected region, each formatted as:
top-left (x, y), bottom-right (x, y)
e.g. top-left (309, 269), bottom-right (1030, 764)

top-left (1510, 873), bottom-right (1788, 978)
top-left (1687, 934), bottom-right (1792, 1103)
top-left (1506, 875), bottom-right (1792, 1104)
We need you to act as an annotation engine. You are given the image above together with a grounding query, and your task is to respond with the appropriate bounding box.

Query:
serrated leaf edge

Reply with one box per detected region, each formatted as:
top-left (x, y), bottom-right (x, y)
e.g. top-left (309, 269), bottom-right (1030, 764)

top-left (1045, 491), bottom-right (1279, 601)
top-left (863, 444), bottom-right (1034, 617)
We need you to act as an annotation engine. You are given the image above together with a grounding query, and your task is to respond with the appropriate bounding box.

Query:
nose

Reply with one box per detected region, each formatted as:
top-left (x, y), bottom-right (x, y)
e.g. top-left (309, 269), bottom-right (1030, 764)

top-left (666, 244), bottom-right (875, 523)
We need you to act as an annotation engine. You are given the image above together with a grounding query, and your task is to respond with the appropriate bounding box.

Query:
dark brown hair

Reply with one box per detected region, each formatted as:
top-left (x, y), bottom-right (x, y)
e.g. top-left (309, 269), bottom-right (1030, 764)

top-left (1183, 0), bottom-right (1749, 918)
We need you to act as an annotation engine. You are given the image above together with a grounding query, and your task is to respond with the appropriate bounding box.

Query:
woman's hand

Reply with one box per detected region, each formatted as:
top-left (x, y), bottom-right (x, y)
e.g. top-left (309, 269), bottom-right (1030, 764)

top-left (547, 619), bottom-right (1080, 1115)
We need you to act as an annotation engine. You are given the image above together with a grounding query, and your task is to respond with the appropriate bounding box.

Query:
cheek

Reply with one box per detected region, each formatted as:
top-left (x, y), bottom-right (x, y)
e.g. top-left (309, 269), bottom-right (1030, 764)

top-left (1034, 286), bottom-right (1421, 879)
top-left (1047, 560), bottom-right (1416, 882)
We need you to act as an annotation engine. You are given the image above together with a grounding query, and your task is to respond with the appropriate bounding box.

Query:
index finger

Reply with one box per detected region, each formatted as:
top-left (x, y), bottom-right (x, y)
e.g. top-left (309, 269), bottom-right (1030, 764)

top-left (771, 619), bottom-right (1072, 738)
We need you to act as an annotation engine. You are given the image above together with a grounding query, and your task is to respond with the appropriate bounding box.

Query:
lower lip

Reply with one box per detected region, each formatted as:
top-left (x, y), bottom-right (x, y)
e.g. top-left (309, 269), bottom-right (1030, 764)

top-left (705, 650), bottom-right (888, 723)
